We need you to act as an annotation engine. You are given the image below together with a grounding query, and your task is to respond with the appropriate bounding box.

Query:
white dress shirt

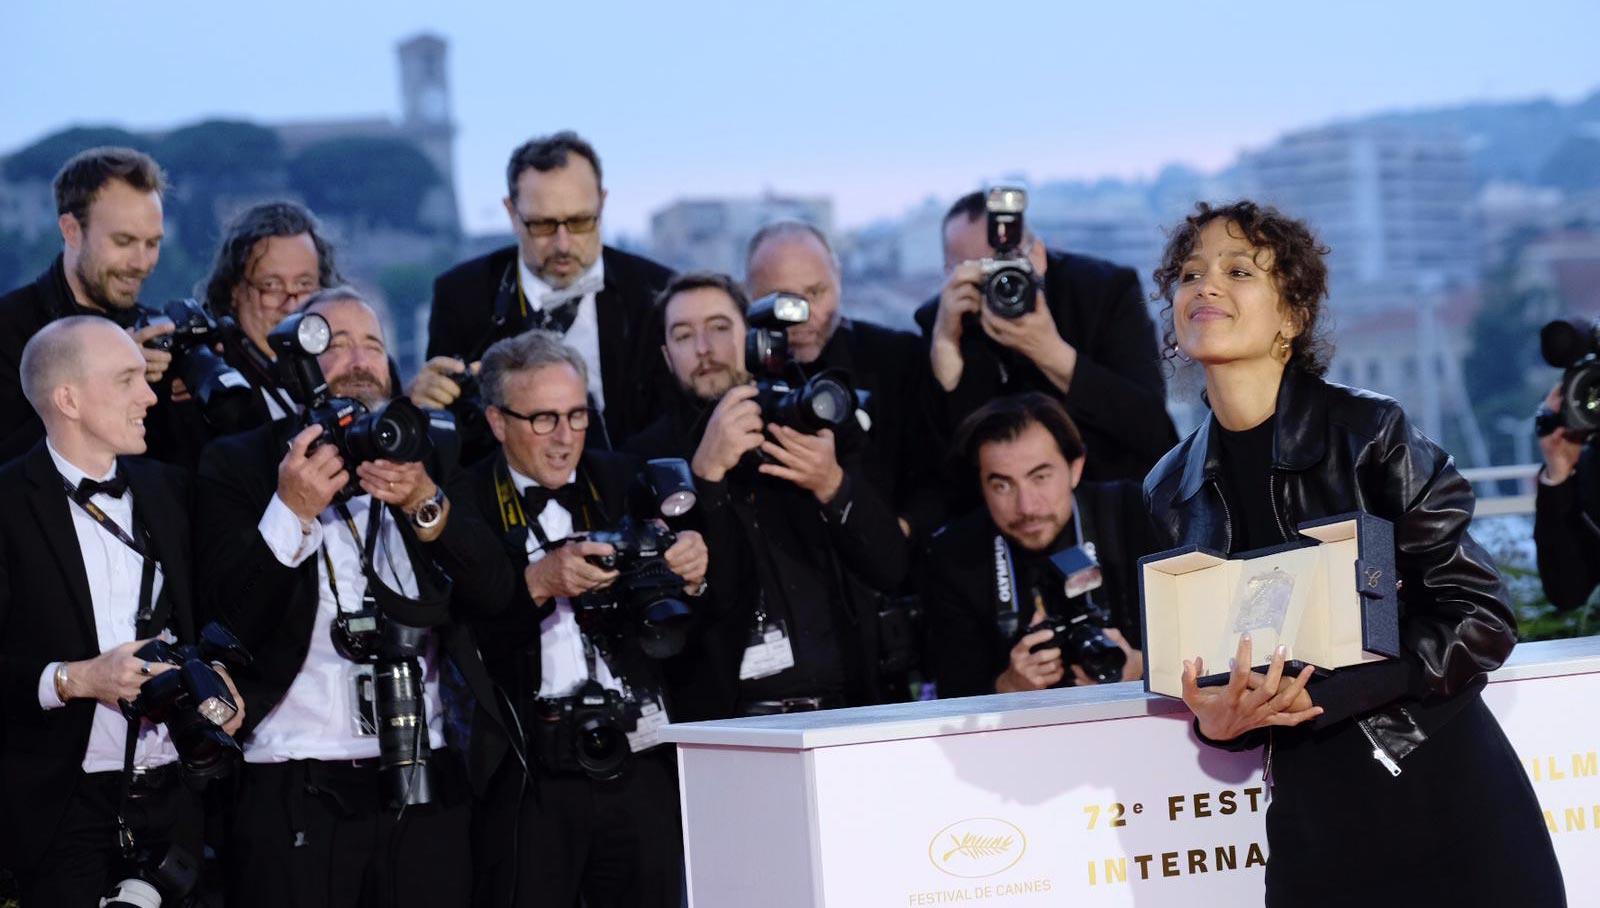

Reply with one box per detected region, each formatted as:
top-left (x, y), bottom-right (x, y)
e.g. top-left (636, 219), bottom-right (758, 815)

top-left (37, 442), bottom-right (179, 774)
top-left (508, 466), bottom-right (625, 698)
top-left (518, 253), bottom-right (607, 413)
top-left (248, 492), bottom-right (447, 762)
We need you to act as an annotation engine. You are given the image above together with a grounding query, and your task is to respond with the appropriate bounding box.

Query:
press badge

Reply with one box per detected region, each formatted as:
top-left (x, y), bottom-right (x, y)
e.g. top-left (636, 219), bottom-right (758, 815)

top-left (349, 664), bottom-right (380, 737)
top-left (626, 696), bottom-right (670, 753)
top-left (739, 617), bottom-right (795, 680)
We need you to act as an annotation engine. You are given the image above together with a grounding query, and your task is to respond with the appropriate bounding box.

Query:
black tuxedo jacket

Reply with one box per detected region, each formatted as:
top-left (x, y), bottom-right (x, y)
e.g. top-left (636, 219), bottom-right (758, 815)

top-left (0, 256), bottom-right (209, 468)
top-left (921, 481), bottom-right (1156, 699)
top-left (426, 245), bottom-right (675, 459)
top-left (913, 248), bottom-right (1177, 486)
top-left (0, 442), bottom-right (196, 870)
top-left (192, 413), bottom-right (513, 790)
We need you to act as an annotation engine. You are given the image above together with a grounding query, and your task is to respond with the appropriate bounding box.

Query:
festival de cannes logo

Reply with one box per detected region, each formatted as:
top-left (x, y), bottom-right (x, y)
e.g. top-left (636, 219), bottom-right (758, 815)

top-left (928, 818), bottom-right (1027, 878)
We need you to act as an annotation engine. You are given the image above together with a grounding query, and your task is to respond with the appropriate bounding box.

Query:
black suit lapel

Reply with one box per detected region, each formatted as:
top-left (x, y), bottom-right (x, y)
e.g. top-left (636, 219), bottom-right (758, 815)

top-left (594, 250), bottom-right (631, 443)
top-left (23, 443), bottom-right (98, 647)
top-left (126, 458), bottom-right (187, 638)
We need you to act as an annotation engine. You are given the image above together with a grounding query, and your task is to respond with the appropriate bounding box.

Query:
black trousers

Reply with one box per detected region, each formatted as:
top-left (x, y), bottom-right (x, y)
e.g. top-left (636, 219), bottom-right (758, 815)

top-left (22, 767), bottom-right (203, 908)
top-left (226, 752), bottom-right (472, 908)
top-left (474, 747), bottom-right (683, 908)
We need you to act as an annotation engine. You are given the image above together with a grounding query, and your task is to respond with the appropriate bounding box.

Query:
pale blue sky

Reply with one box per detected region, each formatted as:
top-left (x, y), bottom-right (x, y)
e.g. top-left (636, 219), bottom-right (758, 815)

top-left (5, 0), bottom-right (1597, 236)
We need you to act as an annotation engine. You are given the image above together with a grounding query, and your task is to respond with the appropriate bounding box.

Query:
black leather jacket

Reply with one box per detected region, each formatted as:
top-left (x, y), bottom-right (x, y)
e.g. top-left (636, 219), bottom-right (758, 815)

top-left (1143, 365), bottom-right (1517, 770)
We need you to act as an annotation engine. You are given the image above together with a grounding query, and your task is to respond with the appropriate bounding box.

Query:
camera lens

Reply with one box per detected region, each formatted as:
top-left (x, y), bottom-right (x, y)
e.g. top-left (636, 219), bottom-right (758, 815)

top-left (985, 267), bottom-right (1034, 318)
top-left (638, 595), bottom-right (692, 659)
top-left (575, 714), bottom-right (630, 779)
top-left (1567, 366), bottom-right (1600, 433)
top-left (346, 398), bottom-right (432, 464)
top-left (1065, 622), bottom-right (1126, 685)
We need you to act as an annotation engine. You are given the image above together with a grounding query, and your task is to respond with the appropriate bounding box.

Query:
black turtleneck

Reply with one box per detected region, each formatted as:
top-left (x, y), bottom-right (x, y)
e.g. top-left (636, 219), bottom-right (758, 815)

top-left (1213, 413), bottom-right (1283, 553)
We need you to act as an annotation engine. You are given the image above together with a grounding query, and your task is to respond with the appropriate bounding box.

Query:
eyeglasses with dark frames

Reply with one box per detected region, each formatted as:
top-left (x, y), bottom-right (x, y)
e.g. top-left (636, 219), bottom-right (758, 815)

top-left (516, 212), bottom-right (600, 238)
top-left (496, 404), bottom-right (594, 435)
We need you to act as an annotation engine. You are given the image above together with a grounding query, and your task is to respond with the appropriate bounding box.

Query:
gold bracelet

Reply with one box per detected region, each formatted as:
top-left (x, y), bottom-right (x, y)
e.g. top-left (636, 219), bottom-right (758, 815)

top-left (54, 662), bottom-right (70, 702)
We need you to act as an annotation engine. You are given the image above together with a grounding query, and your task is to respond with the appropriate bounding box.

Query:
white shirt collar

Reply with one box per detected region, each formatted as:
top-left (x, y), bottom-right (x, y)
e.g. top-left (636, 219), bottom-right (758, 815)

top-left (46, 439), bottom-right (117, 486)
top-left (517, 252), bottom-right (606, 310)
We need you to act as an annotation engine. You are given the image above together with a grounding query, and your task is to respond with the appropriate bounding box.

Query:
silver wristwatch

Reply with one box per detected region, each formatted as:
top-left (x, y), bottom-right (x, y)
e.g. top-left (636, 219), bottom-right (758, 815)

top-left (411, 485), bottom-right (446, 530)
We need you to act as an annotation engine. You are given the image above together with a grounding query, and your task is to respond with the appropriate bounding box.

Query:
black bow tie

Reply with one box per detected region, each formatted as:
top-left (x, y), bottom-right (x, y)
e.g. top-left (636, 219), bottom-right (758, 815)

top-left (74, 475), bottom-right (128, 504)
top-left (523, 482), bottom-right (580, 517)
top-left (532, 297), bottom-right (583, 336)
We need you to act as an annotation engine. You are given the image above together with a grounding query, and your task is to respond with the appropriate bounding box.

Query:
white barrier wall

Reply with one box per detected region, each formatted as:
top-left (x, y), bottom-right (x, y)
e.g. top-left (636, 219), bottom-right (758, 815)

top-left (664, 636), bottom-right (1600, 907)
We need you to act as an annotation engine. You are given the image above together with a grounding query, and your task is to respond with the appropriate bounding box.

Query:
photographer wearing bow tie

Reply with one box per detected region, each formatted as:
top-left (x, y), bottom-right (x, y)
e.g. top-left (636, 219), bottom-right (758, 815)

top-left (194, 287), bottom-right (511, 908)
top-left (0, 317), bottom-right (241, 907)
top-left (414, 131), bottom-right (674, 462)
top-left (462, 329), bottom-right (706, 908)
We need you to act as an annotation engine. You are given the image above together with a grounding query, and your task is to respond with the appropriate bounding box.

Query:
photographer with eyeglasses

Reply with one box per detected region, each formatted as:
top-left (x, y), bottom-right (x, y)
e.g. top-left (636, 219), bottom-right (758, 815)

top-left (415, 132), bottom-right (674, 464)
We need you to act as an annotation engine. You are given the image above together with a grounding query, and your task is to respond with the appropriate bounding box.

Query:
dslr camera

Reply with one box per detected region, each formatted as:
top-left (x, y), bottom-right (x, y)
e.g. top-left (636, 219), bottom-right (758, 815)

top-left (976, 186), bottom-right (1039, 319)
top-left (531, 678), bottom-right (637, 780)
top-left (267, 311), bottom-right (435, 502)
top-left (744, 292), bottom-right (861, 434)
top-left (1017, 544), bottom-right (1126, 685)
top-left (575, 459), bottom-right (700, 660)
top-left (1536, 316), bottom-right (1600, 436)
top-left (128, 623), bottom-right (252, 782)
top-left (133, 298), bottom-right (256, 429)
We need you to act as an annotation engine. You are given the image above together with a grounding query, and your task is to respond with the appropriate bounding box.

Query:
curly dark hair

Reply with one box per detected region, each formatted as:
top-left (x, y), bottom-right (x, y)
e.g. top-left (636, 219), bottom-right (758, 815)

top-left (199, 201), bottom-right (342, 320)
top-left (1151, 200), bottom-right (1333, 376)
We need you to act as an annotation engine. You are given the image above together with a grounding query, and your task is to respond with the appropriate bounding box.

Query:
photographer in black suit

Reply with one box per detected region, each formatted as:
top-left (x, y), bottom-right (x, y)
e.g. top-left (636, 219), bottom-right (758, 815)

top-left (196, 199), bottom-right (344, 428)
top-left (0, 316), bottom-right (241, 906)
top-left (0, 147), bottom-right (189, 465)
top-left (463, 330), bottom-right (705, 908)
top-left (915, 190), bottom-right (1176, 485)
top-left (414, 132), bottom-right (673, 460)
top-left (923, 394), bottom-right (1149, 699)
top-left (1534, 381), bottom-right (1600, 611)
top-left (195, 288), bottom-right (511, 908)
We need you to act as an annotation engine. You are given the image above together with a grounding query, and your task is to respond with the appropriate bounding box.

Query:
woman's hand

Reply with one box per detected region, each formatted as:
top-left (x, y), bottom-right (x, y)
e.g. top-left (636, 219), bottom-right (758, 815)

top-left (1181, 636), bottom-right (1322, 742)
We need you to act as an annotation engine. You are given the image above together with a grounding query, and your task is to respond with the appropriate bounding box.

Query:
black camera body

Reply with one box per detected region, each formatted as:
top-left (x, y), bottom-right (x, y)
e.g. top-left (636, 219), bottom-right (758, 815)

top-left (977, 186), bottom-right (1039, 319)
top-left (129, 623), bottom-right (252, 782)
top-left (133, 299), bottom-right (256, 429)
top-left (579, 515), bottom-right (694, 660)
top-left (267, 311), bottom-right (435, 502)
top-left (744, 292), bottom-right (861, 434)
top-left (532, 679), bottom-right (638, 780)
top-left (1537, 316), bottom-right (1600, 436)
top-left (1014, 543), bottom-right (1125, 685)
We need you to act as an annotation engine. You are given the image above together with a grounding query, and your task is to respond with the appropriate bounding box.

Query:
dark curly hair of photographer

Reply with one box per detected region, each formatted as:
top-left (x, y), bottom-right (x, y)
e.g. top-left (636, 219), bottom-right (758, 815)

top-left (1151, 200), bottom-right (1333, 377)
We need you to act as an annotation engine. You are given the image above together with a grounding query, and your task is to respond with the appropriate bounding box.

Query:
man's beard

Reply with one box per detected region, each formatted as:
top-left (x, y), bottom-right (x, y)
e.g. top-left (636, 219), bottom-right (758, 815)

top-left (74, 253), bottom-right (144, 312)
top-left (329, 369), bottom-right (389, 408)
top-left (684, 367), bottom-right (749, 404)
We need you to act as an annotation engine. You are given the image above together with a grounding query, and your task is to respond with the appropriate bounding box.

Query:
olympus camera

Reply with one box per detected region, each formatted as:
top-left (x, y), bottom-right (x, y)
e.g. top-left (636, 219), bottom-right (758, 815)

top-left (1536, 316), bottom-right (1600, 436)
top-left (1016, 544), bottom-right (1125, 684)
top-left (977, 186), bottom-right (1039, 319)
top-left (133, 298), bottom-right (256, 429)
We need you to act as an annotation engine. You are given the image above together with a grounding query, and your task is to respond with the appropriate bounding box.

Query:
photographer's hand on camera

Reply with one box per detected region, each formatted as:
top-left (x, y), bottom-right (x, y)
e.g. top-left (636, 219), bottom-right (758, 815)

top-left (759, 424), bottom-right (845, 504)
top-left (1065, 627), bottom-right (1142, 686)
top-left (996, 626), bottom-right (1065, 693)
top-left (930, 262), bottom-right (983, 391)
top-left (525, 540), bottom-right (619, 603)
top-left (129, 320), bottom-right (176, 385)
top-left (1539, 383), bottom-right (1585, 484)
top-left (663, 529), bottom-right (709, 593)
top-left (408, 356), bottom-right (472, 410)
top-left (58, 638), bottom-right (177, 706)
top-left (690, 384), bottom-right (765, 483)
top-left (978, 297), bottom-right (1078, 394)
top-left (278, 424), bottom-right (349, 523)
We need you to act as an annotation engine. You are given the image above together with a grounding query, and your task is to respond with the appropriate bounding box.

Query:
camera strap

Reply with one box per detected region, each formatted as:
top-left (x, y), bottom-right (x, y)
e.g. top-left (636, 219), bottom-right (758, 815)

top-left (322, 502), bottom-right (386, 615)
top-left (992, 506), bottom-right (1091, 638)
top-left (492, 458), bottom-right (600, 549)
top-left (59, 477), bottom-right (161, 628)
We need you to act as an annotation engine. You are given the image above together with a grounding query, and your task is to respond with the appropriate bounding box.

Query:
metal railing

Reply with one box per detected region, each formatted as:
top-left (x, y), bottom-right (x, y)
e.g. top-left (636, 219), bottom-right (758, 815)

top-left (1462, 463), bottom-right (1540, 518)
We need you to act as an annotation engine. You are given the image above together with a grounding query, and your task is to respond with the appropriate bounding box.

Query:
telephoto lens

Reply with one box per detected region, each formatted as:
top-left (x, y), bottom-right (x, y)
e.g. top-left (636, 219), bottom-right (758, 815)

top-left (374, 657), bottom-right (434, 808)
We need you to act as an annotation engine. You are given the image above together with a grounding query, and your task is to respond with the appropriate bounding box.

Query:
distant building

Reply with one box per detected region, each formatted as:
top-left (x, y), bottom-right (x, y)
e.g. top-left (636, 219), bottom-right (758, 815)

top-left (1240, 124), bottom-right (1479, 308)
top-left (649, 194), bottom-right (833, 277)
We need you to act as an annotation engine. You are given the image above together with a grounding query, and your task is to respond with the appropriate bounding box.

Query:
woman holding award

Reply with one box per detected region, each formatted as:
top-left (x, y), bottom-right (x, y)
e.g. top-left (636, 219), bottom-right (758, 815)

top-left (1143, 201), bottom-right (1563, 906)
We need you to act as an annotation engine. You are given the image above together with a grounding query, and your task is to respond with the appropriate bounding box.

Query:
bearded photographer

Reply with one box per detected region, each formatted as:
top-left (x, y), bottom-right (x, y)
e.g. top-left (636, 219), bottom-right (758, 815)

top-left (462, 329), bottom-right (705, 908)
top-left (0, 317), bottom-right (244, 907)
top-left (915, 189), bottom-right (1177, 485)
top-left (0, 147), bottom-right (202, 466)
top-left (194, 287), bottom-right (511, 908)
top-left (1534, 378), bottom-right (1600, 611)
top-left (626, 272), bottom-right (910, 715)
top-left (923, 393), bottom-right (1149, 699)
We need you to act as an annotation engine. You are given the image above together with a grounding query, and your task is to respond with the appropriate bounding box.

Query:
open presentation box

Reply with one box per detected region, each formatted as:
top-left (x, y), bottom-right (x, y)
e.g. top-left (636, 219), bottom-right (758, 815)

top-left (1140, 512), bottom-right (1400, 698)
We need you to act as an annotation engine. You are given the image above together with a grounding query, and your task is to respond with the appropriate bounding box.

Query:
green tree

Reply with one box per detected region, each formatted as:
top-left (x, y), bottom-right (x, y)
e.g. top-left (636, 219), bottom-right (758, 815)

top-left (288, 138), bottom-right (440, 233)
top-left (2, 126), bottom-right (153, 182)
